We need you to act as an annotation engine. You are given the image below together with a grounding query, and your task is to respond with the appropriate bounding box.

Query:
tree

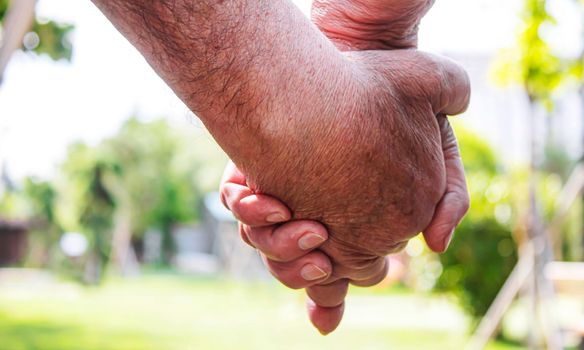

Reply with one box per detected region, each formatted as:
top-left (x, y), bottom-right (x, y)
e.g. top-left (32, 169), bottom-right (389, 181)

top-left (21, 177), bottom-right (61, 266)
top-left (99, 118), bottom-right (225, 265)
top-left (0, 0), bottom-right (73, 60)
top-left (58, 118), bottom-right (227, 272)
top-left (467, 1), bottom-right (582, 347)
top-left (570, 0), bottom-right (584, 261)
top-left (60, 143), bottom-right (117, 284)
top-left (436, 127), bottom-right (518, 319)
top-left (494, 0), bottom-right (564, 107)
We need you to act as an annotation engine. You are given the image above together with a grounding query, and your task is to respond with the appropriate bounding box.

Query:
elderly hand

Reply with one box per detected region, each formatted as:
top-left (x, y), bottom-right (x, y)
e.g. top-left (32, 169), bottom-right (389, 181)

top-left (93, 0), bottom-right (470, 336)
top-left (221, 0), bottom-right (469, 334)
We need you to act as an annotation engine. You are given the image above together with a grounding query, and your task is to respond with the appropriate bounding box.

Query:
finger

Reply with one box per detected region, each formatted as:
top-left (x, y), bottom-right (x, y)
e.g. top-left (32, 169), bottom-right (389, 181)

top-left (263, 251), bottom-right (332, 289)
top-left (306, 279), bottom-right (349, 308)
top-left (306, 298), bottom-right (345, 335)
top-left (243, 220), bottom-right (328, 262)
top-left (328, 251), bottom-right (388, 282)
top-left (350, 256), bottom-right (389, 287)
top-left (429, 55), bottom-right (471, 117)
top-left (220, 161), bottom-right (291, 226)
top-left (423, 116), bottom-right (469, 253)
top-left (311, 0), bottom-right (435, 51)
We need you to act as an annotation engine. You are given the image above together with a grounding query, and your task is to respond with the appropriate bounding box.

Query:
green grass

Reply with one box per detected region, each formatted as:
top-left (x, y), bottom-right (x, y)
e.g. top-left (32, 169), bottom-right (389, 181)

top-left (0, 273), bottom-right (523, 350)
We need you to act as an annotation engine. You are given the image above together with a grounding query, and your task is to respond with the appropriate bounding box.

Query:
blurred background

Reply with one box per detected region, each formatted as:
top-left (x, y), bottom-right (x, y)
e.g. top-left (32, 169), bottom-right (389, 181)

top-left (0, 0), bottom-right (583, 349)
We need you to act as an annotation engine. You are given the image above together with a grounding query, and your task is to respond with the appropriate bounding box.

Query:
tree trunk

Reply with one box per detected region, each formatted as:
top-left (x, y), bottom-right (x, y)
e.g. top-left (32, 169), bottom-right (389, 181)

top-left (526, 95), bottom-right (542, 349)
top-left (110, 208), bottom-right (139, 276)
top-left (0, 0), bottom-right (36, 82)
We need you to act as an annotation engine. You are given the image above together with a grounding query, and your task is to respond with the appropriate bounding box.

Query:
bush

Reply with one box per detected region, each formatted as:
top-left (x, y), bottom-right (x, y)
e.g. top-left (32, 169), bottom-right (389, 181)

top-left (434, 125), bottom-right (518, 318)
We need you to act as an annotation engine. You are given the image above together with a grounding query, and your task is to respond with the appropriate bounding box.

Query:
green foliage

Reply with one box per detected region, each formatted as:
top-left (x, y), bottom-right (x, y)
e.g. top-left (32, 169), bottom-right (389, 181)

top-left (28, 20), bottom-right (74, 61)
top-left (21, 178), bottom-right (63, 267)
top-left (99, 119), bottom-right (199, 263)
top-left (56, 118), bottom-right (227, 266)
top-left (492, 0), bottom-right (565, 108)
top-left (0, 0), bottom-right (7, 19)
top-left (456, 128), bottom-right (499, 176)
top-left (436, 124), bottom-right (572, 318)
top-left (0, 177), bottom-right (63, 267)
top-left (22, 178), bottom-right (58, 226)
top-left (60, 143), bottom-right (117, 235)
top-left (0, 190), bottom-right (25, 219)
top-left (567, 1), bottom-right (584, 84)
top-left (438, 213), bottom-right (517, 318)
top-left (0, 177), bottom-right (60, 229)
top-left (100, 119), bottom-right (194, 237)
top-left (0, 0), bottom-right (74, 61)
top-left (79, 162), bottom-right (117, 272)
top-left (435, 125), bottom-right (518, 318)
top-left (1, 117), bottom-right (227, 272)
top-left (57, 143), bottom-right (117, 281)
top-left (542, 144), bottom-right (576, 180)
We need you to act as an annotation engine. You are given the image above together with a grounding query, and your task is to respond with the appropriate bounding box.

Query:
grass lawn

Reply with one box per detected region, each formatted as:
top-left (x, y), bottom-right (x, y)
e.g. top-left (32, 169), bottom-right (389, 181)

top-left (0, 272), bottom-right (523, 350)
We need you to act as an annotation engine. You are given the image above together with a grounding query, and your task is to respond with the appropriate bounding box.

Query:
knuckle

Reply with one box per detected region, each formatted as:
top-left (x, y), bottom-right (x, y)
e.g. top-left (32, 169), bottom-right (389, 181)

top-left (280, 280), bottom-right (303, 290)
top-left (271, 271), bottom-right (303, 289)
top-left (230, 199), bottom-right (243, 215)
top-left (244, 227), bottom-right (263, 247)
top-left (335, 257), bottom-right (379, 280)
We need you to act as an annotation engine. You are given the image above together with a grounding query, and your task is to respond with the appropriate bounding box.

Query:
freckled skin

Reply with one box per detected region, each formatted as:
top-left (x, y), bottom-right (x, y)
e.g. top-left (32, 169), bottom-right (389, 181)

top-left (243, 49), bottom-right (459, 283)
top-left (92, 0), bottom-right (470, 333)
top-left (220, 0), bottom-right (471, 334)
top-left (91, 0), bottom-right (466, 284)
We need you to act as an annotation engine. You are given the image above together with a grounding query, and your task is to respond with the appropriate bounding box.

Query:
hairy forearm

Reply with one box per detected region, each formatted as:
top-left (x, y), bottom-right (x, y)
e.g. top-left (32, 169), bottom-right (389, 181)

top-left (91, 0), bottom-right (355, 161)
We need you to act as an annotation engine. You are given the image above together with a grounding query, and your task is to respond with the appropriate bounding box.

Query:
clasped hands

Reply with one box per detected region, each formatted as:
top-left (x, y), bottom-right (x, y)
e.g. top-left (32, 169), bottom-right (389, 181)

top-left (220, 0), bottom-right (470, 334)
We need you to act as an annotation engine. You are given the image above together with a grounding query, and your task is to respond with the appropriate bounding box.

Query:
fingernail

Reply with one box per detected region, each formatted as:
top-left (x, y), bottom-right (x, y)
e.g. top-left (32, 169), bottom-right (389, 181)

top-left (443, 229), bottom-right (455, 251)
top-left (298, 233), bottom-right (326, 250)
top-left (266, 213), bottom-right (286, 223)
top-left (301, 264), bottom-right (328, 281)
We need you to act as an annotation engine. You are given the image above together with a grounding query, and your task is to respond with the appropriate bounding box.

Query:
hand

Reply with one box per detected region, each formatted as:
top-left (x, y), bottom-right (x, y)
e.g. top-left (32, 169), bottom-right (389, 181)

top-left (313, 0), bottom-right (469, 253)
top-left (222, 114), bottom-right (467, 334)
top-left (221, 0), bottom-right (469, 334)
top-left (93, 0), bottom-right (469, 336)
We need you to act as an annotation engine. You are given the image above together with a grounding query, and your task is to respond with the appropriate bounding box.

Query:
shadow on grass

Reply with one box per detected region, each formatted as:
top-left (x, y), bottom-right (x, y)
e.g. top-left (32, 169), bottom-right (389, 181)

top-left (0, 310), bottom-right (171, 350)
top-left (0, 314), bottom-right (82, 350)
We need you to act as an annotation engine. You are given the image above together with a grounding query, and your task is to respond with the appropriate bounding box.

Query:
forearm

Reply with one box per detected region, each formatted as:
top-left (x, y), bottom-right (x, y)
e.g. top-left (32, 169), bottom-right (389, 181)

top-left (91, 0), bottom-right (354, 161)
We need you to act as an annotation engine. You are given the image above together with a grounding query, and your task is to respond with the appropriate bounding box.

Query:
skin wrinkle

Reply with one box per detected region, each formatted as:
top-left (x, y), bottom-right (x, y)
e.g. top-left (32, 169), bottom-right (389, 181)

top-left (312, 0), bottom-right (437, 50)
top-left (93, 0), bottom-right (469, 294)
top-left (354, 62), bottom-right (441, 234)
top-left (213, 0), bottom-right (469, 334)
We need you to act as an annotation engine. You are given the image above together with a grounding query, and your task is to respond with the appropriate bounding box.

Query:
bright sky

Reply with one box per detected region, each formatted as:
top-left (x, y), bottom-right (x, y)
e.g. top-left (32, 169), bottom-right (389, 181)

top-left (0, 0), bottom-right (581, 180)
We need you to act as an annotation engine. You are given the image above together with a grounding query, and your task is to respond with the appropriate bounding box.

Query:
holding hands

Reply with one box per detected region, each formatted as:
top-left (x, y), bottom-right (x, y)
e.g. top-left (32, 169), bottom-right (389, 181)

top-left (221, 0), bottom-right (470, 335)
top-left (92, 0), bottom-right (470, 337)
